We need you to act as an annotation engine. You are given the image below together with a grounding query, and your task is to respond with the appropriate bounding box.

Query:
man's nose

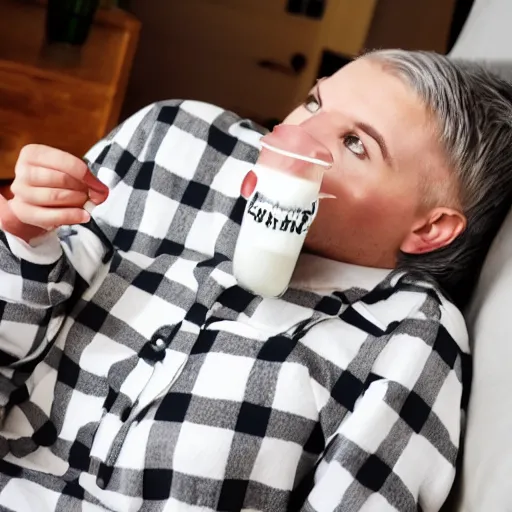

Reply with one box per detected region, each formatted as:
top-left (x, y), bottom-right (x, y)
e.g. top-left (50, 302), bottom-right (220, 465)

top-left (297, 112), bottom-right (337, 144)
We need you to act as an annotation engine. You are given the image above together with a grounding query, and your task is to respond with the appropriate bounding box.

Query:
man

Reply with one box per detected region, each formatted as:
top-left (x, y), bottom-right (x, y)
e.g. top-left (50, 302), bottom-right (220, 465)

top-left (0, 50), bottom-right (509, 511)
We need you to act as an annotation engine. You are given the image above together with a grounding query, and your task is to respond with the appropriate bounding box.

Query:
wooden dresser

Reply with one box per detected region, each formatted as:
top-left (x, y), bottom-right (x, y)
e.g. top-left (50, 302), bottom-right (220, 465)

top-left (0, 0), bottom-right (140, 180)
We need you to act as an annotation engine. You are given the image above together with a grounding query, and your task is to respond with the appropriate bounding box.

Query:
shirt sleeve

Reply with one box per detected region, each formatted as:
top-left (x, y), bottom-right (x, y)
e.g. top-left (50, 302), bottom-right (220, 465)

top-left (300, 303), bottom-right (468, 512)
top-left (0, 115), bottom-right (152, 409)
top-left (0, 228), bottom-right (111, 423)
top-left (0, 100), bottom-right (169, 371)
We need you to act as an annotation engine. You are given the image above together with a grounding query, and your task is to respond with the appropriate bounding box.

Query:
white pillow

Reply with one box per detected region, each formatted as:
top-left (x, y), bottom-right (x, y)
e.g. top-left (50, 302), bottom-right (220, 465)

top-left (450, 0), bottom-right (512, 62)
top-left (454, 209), bottom-right (512, 511)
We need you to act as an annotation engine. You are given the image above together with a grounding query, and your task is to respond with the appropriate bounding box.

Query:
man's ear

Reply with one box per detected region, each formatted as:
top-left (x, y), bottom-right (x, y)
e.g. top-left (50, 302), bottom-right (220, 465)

top-left (400, 208), bottom-right (466, 254)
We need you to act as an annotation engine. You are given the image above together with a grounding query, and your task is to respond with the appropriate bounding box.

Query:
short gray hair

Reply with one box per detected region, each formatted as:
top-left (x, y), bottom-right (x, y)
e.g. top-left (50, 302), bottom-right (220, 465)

top-left (367, 50), bottom-right (512, 307)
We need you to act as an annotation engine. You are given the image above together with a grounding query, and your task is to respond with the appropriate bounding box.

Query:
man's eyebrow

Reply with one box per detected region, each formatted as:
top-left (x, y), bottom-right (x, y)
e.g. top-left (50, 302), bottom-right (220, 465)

top-left (356, 121), bottom-right (392, 165)
top-left (316, 80), bottom-right (392, 165)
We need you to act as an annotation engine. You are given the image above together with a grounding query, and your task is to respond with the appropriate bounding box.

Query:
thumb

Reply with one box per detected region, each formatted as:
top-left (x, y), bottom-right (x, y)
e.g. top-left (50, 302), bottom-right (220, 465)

top-left (241, 171), bottom-right (257, 199)
top-left (83, 168), bottom-right (109, 205)
top-left (0, 195), bottom-right (45, 243)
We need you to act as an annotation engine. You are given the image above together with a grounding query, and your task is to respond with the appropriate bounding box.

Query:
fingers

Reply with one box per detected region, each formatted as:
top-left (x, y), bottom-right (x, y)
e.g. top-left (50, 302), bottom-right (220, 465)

top-left (11, 186), bottom-right (89, 208)
top-left (83, 168), bottom-right (109, 196)
top-left (18, 144), bottom-right (89, 182)
top-left (17, 144), bottom-right (109, 203)
top-left (9, 199), bottom-right (90, 230)
top-left (2, 144), bottom-right (109, 241)
top-left (241, 170), bottom-right (257, 198)
top-left (87, 186), bottom-right (108, 205)
top-left (14, 165), bottom-right (88, 192)
top-left (0, 194), bottom-right (18, 232)
top-left (0, 195), bottom-right (46, 242)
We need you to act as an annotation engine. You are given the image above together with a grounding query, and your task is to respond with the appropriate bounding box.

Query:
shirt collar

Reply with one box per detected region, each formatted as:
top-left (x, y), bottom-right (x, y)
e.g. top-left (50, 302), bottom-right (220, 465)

top-left (290, 252), bottom-right (391, 294)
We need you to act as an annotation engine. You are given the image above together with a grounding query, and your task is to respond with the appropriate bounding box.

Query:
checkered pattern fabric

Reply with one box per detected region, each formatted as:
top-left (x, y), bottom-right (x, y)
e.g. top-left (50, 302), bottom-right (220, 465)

top-left (0, 100), bottom-right (470, 511)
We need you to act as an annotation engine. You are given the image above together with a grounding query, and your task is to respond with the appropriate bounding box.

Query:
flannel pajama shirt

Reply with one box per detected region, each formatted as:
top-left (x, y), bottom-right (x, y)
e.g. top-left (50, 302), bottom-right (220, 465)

top-left (0, 100), bottom-right (470, 512)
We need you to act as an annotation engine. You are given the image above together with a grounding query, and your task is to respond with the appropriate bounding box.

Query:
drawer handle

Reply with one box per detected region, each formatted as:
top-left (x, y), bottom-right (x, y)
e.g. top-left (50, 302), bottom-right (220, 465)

top-left (257, 53), bottom-right (307, 76)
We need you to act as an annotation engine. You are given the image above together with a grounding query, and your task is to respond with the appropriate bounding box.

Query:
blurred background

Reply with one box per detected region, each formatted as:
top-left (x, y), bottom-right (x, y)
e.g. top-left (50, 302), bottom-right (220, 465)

top-left (0, 0), bottom-right (474, 182)
top-left (122, 0), bottom-right (475, 124)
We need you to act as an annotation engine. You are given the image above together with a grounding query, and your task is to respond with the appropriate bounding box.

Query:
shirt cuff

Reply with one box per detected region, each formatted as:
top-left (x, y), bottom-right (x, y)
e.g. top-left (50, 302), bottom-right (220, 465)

top-left (5, 231), bottom-right (63, 265)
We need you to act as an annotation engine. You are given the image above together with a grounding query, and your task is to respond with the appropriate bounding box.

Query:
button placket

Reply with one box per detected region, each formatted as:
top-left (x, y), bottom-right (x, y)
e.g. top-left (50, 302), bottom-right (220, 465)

top-left (95, 328), bottom-right (188, 489)
top-left (90, 357), bottom-right (156, 485)
top-left (154, 338), bottom-right (166, 350)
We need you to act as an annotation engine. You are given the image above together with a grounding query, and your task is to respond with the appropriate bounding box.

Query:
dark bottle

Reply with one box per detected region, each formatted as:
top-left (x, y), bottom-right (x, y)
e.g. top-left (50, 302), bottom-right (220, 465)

top-left (46, 0), bottom-right (100, 46)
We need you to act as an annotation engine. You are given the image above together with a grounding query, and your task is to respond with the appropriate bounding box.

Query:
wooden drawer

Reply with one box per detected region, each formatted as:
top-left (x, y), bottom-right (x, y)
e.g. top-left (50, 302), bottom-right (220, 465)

top-left (129, 0), bottom-right (376, 123)
top-left (0, 2), bottom-right (140, 180)
top-left (0, 68), bottom-right (105, 115)
top-left (177, 0), bottom-right (300, 18)
top-left (169, 0), bottom-right (375, 48)
top-left (160, 52), bottom-right (306, 122)
top-left (151, 1), bottom-right (324, 121)
top-left (0, 68), bottom-right (108, 178)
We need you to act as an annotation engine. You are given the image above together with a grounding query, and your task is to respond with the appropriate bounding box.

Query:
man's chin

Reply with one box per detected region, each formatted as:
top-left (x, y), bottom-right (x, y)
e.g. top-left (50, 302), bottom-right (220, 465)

top-left (303, 235), bottom-right (343, 263)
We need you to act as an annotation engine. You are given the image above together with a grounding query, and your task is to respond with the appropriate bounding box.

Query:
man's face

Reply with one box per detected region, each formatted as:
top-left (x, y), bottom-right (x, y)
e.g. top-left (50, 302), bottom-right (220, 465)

top-left (282, 57), bottom-right (450, 268)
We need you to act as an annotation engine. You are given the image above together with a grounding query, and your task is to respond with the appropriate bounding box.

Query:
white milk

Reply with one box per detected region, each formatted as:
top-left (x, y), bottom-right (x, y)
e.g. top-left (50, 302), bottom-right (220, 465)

top-left (233, 244), bottom-right (299, 298)
top-left (233, 164), bottom-right (321, 297)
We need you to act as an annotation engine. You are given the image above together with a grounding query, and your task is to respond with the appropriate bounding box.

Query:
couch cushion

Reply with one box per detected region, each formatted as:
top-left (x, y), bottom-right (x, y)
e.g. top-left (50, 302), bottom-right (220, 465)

top-left (455, 209), bottom-right (512, 511)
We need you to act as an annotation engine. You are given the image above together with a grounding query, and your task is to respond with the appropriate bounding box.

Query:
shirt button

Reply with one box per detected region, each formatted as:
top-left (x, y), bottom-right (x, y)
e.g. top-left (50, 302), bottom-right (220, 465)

top-left (120, 407), bottom-right (131, 422)
top-left (154, 338), bottom-right (166, 351)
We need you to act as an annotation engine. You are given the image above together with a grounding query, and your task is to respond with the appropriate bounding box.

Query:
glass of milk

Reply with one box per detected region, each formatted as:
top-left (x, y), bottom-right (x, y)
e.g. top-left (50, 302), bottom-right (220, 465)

top-left (233, 124), bottom-right (333, 298)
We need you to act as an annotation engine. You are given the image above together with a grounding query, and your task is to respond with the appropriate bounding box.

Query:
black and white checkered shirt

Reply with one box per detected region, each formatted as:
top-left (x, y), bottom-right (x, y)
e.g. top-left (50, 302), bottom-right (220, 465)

top-left (0, 100), bottom-right (470, 511)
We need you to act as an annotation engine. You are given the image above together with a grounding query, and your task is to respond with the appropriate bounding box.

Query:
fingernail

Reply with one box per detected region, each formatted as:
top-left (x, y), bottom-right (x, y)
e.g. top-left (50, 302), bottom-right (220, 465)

top-left (318, 193), bottom-right (337, 200)
top-left (88, 189), bottom-right (107, 205)
top-left (81, 211), bottom-right (91, 223)
top-left (83, 170), bottom-right (108, 193)
top-left (83, 200), bottom-right (96, 214)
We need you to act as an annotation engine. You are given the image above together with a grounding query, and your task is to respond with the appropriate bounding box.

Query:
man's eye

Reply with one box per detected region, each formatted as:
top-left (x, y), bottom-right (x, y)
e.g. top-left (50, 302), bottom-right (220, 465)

top-left (304, 94), bottom-right (320, 113)
top-left (344, 134), bottom-right (366, 156)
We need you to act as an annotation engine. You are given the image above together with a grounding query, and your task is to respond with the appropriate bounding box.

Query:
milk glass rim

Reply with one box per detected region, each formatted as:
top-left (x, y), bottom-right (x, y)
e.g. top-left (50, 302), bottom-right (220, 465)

top-left (259, 140), bottom-right (332, 169)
